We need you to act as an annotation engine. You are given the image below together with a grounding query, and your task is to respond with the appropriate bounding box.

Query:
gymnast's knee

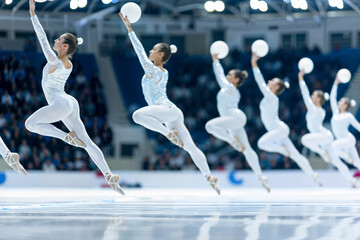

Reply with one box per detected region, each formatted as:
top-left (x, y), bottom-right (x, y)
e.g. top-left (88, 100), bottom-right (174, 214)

top-left (132, 110), bottom-right (144, 124)
top-left (300, 136), bottom-right (307, 146)
top-left (257, 137), bottom-right (267, 150)
top-left (25, 117), bottom-right (36, 132)
top-left (205, 121), bottom-right (215, 134)
top-left (257, 141), bottom-right (264, 151)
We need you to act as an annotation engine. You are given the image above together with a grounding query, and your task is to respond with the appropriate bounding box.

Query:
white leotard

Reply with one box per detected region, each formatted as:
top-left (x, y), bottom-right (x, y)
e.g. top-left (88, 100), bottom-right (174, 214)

top-left (128, 31), bottom-right (173, 107)
top-left (212, 60), bottom-right (240, 116)
top-left (299, 81), bottom-right (327, 133)
top-left (31, 15), bottom-right (72, 104)
top-left (330, 85), bottom-right (360, 139)
top-left (252, 67), bottom-right (284, 130)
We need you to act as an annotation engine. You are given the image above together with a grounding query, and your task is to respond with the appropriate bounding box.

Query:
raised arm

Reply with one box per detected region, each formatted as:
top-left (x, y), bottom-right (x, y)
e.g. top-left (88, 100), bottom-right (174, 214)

top-left (212, 54), bottom-right (232, 89)
top-left (298, 71), bottom-right (315, 110)
top-left (29, 0), bottom-right (58, 66)
top-left (128, 32), bottom-right (158, 77)
top-left (251, 54), bottom-right (274, 98)
top-left (330, 79), bottom-right (340, 114)
top-left (119, 13), bottom-right (157, 77)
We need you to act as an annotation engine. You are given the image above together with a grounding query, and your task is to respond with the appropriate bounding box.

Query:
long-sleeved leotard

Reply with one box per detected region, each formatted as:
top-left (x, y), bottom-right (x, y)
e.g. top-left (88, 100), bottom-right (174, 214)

top-left (129, 31), bottom-right (211, 176)
top-left (212, 60), bottom-right (243, 117)
top-left (25, 15), bottom-right (111, 175)
top-left (253, 67), bottom-right (315, 177)
top-left (128, 31), bottom-right (173, 107)
top-left (300, 81), bottom-right (353, 182)
top-left (330, 84), bottom-right (360, 170)
top-left (206, 61), bottom-right (262, 177)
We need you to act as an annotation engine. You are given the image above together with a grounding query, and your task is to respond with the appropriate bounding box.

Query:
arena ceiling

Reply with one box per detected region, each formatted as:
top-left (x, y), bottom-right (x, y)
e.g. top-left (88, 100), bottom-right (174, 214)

top-left (1, 0), bottom-right (360, 19)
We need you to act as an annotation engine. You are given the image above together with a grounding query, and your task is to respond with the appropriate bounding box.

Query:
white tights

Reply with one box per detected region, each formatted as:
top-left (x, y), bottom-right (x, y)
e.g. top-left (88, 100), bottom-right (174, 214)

top-left (258, 124), bottom-right (315, 176)
top-left (301, 131), bottom-right (333, 158)
top-left (302, 131), bottom-right (353, 181)
top-left (132, 104), bottom-right (211, 176)
top-left (205, 114), bottom-right (263, 177)
top-left (0, 137), bottom-right (10, 158)
top-left (332, 134), bottom-right (360, 171)
top-left (25, 95), bottom-right (111, 174)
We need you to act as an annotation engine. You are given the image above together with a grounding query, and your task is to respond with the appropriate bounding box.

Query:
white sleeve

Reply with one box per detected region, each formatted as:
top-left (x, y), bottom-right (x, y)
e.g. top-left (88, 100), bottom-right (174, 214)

top-left (128, 31), bottom-right (157, 78)
top-left (212, 60), bottom-right (232, 89)
top-left (299, 81), bottom-right (316, 110)
top-left (31, 15), bottom-right (58, 66)
top-left (349, 114), bottom-right (360, 132)
top-left (252, 67), bottom-right (276, 99)
top-left (330, 84), bottom-right (339, 115)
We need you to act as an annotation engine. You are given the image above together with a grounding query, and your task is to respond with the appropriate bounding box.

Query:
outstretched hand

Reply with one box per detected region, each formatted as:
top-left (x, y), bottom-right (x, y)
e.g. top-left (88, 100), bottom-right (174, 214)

top-left (251, 52), bottom-right (260, 68)
top-left (334, 77), bottom-right (341, 85)
top-left (119, 13), bottom-right (132, 32)
top-left (211, 54), bottom-right (218, 62)
top-left (29, 0), bottom-right (35, 16)
top-left (298, 70), bottom-right (305, 81)
top-left (251, 52), bottom-right (260, 62)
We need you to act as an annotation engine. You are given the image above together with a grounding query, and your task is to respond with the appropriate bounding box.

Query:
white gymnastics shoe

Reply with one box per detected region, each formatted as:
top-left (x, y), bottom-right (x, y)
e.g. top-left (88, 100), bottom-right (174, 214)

top-left (4, 151), bottom-right (27, 176)
top-left (105, 172), bottom-right (125, 195)
top-left (64, 131), bottom-right (86, 148)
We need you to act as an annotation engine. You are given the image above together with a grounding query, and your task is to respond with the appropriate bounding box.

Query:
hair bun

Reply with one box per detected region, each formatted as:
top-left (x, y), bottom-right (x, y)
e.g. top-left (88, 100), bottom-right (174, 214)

top-left (170, 44), bottom-right (177, 54)
top-left (351, 99), bottom-right (357, 107)
top-left (284, 81), bottom-right (290, 89)
top-left (324, 92), bottom-right (330, 101)
top-left (241, 71), bottom-right (248, 79)
top-left (77, 37), bottom-right (83, 45)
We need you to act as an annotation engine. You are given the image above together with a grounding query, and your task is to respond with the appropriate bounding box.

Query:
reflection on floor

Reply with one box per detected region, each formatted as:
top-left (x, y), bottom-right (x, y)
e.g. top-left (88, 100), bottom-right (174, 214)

top-left (0, 188), bottom-right (359, 240)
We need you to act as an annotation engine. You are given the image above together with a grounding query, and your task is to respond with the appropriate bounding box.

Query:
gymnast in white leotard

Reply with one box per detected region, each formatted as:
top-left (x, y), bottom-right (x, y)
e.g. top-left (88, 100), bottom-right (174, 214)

top-left (251, 53), bottom-right (321, 186)
top-left (330, 77), bottom-right (360, 183)
top-left (25, 0), bottom-right (124, 194)
top-left (298, 70), bottom-right (357, 187)
top-left (119, 13), bottom-right (220, 194)
top-left (205, 54), bottom-right (270, 192)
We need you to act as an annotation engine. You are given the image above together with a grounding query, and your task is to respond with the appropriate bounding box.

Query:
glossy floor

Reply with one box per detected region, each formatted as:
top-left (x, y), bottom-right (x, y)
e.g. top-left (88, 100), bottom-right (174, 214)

top-left (0, 188), bottom-right (359, 240)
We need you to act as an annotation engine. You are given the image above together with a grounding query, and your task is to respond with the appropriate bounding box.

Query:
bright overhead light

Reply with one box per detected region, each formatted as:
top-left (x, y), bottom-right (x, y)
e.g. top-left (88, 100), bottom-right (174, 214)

top-left (102, 0), bottom-right (112, 4)
top-left (79, 0), bottom-right (88, 8)
top-left (291, 0), bottom-right (300, 9)
top-left (214, 0), bottom-right (225, 12)
top-left (328, 0), bottom-right (337, 7)
top-left (204, 1), bottom-right (215, 12)
top-left (70, 0), bottom-right (78, 10)
top-left (5, 0), bottom-right (13, 5)
top-left (336, 0), bottom-right (344, 9)
top-left (300, 0), bottom-right (308, 10)
top-left (258, 1), bottom-right (268, 12)
top-left (250, 0), bottom-right (259, 10)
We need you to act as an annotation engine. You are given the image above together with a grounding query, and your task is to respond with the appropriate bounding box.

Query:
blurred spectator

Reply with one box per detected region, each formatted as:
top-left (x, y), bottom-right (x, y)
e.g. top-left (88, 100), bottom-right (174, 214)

top-left (42, 158), bottom-right (56, 172)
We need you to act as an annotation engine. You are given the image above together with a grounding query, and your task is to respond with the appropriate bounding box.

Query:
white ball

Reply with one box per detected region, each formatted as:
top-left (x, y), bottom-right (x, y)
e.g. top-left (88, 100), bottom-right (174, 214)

top-left (121, 2), bottom-right (142, 24)
top-left (251, 40), bottom-right (269, 57)
top-left (210, 41), bottom-right (229, 59)
top-left (298, 57), bottom-right (314, 74)
top-left (337, 68), bottom-right (351, 83)
top-left (170, 45), bottom-right (177, 54)
top-left (35, 0), bottom-right (47, 2)
top-left (77, 37), bottom-right (84, 45)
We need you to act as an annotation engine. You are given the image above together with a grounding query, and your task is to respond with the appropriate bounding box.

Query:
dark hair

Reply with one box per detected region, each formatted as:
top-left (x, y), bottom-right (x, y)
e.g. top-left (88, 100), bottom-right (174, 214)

top-left (158, 43), bottom-right (172, 64)
top-left (63, 33), bottom-right (78, 57)
top-left (233, 69), bottom-right (248, 87)
top-left (314, 90), bottom-right (326, 105)
top-left (341, 97), bottom-right (351, 111)
top-left (274, 77), bottom-right (286, 95)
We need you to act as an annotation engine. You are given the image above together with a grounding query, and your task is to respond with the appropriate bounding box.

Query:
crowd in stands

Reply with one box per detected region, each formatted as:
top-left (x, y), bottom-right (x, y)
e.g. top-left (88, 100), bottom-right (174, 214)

top-left (139, 45), bottom-right (360, 172)
top-left (0, 52), bottom-right (113, 172)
